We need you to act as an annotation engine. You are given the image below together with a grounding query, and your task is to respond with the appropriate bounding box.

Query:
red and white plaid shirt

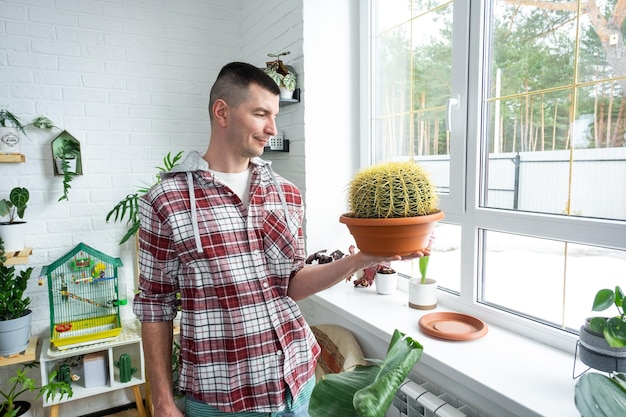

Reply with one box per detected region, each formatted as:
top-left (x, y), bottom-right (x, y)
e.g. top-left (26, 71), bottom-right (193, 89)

top-left (133, 156), bottom-right (320, 413)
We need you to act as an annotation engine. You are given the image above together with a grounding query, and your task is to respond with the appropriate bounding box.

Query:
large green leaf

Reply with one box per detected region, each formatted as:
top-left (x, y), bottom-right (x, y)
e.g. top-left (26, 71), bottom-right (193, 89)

top-left (575, 372), bottom-right (626, 417)
top-left (309, 329), bottom-right (423, 417)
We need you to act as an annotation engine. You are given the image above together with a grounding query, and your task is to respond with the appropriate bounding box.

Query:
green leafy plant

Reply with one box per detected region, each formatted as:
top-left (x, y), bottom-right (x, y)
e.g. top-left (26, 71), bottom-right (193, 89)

top-left (0, 361), bottom-right (72, 417)
top-left (419, 256), bottom-right (430, 285)
top-left (345, 160), bottom-right (439, 219)
top-left (309, 329), bottom-right (423, 417)
top-left (0, 237), bottom-right (33, 321)
top-left (575, 372), bottom-right (626, 417)
top-left (106, 151), bottom-right (183, 245)
top-left (0, 188), bottom-right (29, 224)
top-left (589, 286), bottom-right (626, 348)
top-left (262, 51), bottom-right (297, 91)
top-left (56, 137), bottom-right (81, 202)
top-left (0, 110), bottom-right (55, 135)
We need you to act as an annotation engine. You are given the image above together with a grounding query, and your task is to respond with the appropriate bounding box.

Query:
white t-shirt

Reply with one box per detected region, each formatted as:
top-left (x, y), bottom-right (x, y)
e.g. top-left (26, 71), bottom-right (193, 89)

top-left (208, 167), bottom-right (252, 207)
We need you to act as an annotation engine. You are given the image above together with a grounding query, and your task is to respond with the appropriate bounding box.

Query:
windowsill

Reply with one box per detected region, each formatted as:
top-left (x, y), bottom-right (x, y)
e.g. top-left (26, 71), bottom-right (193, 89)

top-left (301, 282), bottom-right (580, 417)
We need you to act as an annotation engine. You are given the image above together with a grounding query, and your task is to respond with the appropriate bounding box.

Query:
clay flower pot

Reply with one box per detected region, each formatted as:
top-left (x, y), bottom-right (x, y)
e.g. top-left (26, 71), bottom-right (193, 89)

top-left (339, 210), bottom-right (444, 256)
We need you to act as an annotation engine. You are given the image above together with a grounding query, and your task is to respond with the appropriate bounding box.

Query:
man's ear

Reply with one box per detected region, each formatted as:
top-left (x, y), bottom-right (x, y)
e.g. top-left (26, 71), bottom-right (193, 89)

top-left (212, 99), bottom-right (228, 127)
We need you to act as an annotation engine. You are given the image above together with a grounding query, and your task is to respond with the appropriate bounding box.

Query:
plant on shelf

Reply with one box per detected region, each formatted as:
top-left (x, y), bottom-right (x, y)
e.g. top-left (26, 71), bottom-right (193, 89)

top-left (106, 151), bottom-right (184, 245)
top-left (589, 286), bottom-right (626, 348)
top-left (0, 237), bottom-right (34, 357)
top-left (0, 188), bottom-right (29, 224)
top-left (0, 188), bottom-right (30, 254)
top-left (0, 110), bottom-right (56, 154)
top-left (309, 329), bottom-right (423, 417)
top-left (340, 160), bottom-right (444, 256)
top-left (261, 51), bottom-right (297, 97)
top-left (575, 371), bottom-right (626, 417)
top-left (0, 361), bottom-right (72, 417)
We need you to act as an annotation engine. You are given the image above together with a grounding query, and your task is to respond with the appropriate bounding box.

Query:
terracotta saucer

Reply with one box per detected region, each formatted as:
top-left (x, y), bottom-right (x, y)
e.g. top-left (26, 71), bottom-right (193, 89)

top-left (418, 312), bottom-right (488, 341)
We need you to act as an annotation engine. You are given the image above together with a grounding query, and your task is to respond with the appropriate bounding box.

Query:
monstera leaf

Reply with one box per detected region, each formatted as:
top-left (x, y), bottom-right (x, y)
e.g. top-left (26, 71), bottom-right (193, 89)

top-left (309, 329), bottom-right (423, 417)
top-left (575, 372), bottom-right (626, 417)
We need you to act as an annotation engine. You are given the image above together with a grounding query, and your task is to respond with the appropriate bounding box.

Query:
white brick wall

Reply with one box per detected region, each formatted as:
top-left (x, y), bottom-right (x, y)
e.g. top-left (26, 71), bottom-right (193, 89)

top-left (0, 1), bottom-right (304, 415)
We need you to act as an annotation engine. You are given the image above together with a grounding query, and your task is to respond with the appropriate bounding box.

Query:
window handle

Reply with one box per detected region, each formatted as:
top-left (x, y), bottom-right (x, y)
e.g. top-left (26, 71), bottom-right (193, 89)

top-left (446, 94), bottom-right (460, 132)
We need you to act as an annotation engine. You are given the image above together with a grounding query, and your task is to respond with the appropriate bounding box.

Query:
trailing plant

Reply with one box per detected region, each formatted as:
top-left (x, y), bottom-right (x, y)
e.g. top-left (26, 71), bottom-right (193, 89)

top-left (575, 372), bottom-right (626, 417)
top-left (262, 51), bottom-right (297, 91)
top-left (106, 151), bottom-right (184, 244)
top-left (0, 110), bottom-right (55, 135)
top-left (0, 361), bottom-right (72, 417)
top-left (0, 188), bottom-right (29, 224)
top-left (589, 286), bottom-right (626, 348)
top-left (56, 136), bottom-right (81, 202)
top-left (345, 160), bottom-right (439, 219)
top-left (309, 329), bottom-right (423, 417)
top-left (0, 237), bottom-right (33, 321)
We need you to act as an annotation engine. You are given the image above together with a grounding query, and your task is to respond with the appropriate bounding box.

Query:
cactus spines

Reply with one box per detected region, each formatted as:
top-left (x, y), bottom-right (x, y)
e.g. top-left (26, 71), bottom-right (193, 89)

top-left (347, 161), bottom-right (439, 218)
top-left (114, 353), bottom-right (137, 383)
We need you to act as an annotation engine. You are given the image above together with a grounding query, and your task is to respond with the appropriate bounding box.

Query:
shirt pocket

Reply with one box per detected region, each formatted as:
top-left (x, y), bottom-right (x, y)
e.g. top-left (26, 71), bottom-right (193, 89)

top-left (263, 209), bottom-right (298, 263)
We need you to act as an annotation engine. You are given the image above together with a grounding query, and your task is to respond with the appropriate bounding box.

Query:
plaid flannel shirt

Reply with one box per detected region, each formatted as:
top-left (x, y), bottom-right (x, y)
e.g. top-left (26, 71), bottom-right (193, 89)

top-left (133, 156), bottom-right (320, 413)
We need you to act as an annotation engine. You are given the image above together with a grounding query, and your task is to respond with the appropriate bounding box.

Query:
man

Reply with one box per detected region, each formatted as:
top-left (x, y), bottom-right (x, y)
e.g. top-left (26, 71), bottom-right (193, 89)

top-left (133, 62), bottom-right (429, 417)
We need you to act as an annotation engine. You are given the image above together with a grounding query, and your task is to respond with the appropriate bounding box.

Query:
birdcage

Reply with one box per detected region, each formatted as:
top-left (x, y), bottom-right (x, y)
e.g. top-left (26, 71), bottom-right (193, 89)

top-left (40, 243), bottom-right (124, 349)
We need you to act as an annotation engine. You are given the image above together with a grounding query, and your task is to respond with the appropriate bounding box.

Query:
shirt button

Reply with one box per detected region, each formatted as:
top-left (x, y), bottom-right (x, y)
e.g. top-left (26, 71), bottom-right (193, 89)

top-left (277, 350), bottom-right (283, 356)
top-left (263, 282), bottom-right (269, 288)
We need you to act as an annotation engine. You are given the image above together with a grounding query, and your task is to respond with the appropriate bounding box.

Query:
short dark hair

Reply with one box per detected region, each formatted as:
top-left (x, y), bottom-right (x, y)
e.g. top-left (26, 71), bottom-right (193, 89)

top-left (209, 62), bottom-right (280, 120)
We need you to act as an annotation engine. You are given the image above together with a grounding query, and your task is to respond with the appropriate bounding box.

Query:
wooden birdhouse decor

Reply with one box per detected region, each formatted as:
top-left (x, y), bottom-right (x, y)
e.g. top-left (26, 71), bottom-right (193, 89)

top-left (40, 242), bottom-right (124, 350)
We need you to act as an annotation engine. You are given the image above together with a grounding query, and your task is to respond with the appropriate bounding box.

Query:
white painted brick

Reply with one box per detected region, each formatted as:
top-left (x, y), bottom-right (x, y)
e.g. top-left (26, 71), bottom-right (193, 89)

top-left (8, 50), bottom-right (58, 69)
top-left (62, 87), bottom-right (108, 103)
top-left (81, 73), bottom-right (126, 89)
top-left (0, 67), bottom-right (34, 82)
top-left (34, 70), bottom-right (81, 87)
top-left (0, 2), bottom-right (26, 20)
top-left (102, 4), bottom-right (148, 21)
top-left (56, 0), bottom-right (104, 16)
top-left (5, 21), bottom-right (56, 39)
top-left (59, 56), bottom-right (105, 73)
top-left (28, 6), bottom-right (78, 27)
top-left (77, 14), bottom-right (123, 32)
top-left (56, 26), bottom-right (104, 44)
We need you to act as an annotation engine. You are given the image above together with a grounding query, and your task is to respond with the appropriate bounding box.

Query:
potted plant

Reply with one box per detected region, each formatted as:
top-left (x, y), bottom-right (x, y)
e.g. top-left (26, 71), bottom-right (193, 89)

top-left (408, 256), bottom-right (437, 310)
top-left (309, 329), bottom-right (423, 417)
top-left (261, 51), bottom-right (297, 99)
top-left (106, 150), bottom-right (183, 245)
top-left (0, 237), bottom-right (34, 356)
top-left (575, 371), bottom-right (626, 417)
top-left (374, 265), bottom-right (397, 295)
top-left (340, 160), bottom-right (444, 257)
top-left (0, 361), bottom-right (72, 417)
top-left (51, 131), bottom-right (81, 202)
top-left (578, 286), bottom-right (626, 372)
top-left (0, 110), bottom-right (55, 154)
top-left (0, 188), bottom-right (29, 253)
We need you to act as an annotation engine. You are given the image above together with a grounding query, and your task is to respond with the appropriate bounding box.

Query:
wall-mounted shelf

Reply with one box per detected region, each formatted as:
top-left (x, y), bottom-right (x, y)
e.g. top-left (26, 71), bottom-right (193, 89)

top-left (3, 247), bottom-right (32, 265)
top-left (0, 337), bottom-right (38, 365)
top-left (0, 154), bottom-right (25, 163)
top-left (279, 88), bottom-right (301, 106)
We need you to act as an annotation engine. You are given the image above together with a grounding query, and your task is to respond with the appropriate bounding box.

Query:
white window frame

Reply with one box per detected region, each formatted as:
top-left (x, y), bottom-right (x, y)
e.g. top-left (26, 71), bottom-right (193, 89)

top-left (361, 0), bottom-right (626, 353)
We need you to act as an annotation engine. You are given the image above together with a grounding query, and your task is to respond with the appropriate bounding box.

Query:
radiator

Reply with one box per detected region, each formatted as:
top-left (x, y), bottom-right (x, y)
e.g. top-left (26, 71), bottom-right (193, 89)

top-left (388, 377), bottom-right (479, 417)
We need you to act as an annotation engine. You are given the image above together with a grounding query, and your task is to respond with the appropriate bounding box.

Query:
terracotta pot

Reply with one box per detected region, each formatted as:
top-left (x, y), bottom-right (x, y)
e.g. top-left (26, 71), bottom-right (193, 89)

top-left (339, 210), bottom-right (444, 256)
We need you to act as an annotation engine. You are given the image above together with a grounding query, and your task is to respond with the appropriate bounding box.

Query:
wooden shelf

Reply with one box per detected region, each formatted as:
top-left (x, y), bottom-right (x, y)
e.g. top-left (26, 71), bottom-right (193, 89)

top-left (0, 154), bottom-right (26, 163)
top-left (0, 337), bottom-right (38, 366)
top-left (4, 247), bottom-right (32, 265)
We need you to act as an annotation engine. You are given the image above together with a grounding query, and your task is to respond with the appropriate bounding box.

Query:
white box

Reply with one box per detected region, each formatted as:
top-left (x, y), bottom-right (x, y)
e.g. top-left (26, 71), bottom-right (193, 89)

top-left (83, 351), bottom-right (108, 387)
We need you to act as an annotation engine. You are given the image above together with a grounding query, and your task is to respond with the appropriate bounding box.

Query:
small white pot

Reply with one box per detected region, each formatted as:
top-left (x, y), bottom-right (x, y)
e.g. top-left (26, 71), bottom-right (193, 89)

top-left (0, 127), bottom-right (22, 154)
top-left (55, 156), bottom-right (77, 174)
top-left (279, 86), bottom-right (295, 99)
top-left (375, 271), bottom-right (398, 295)
top-left (409, 278), bottom-right (437, 310)
top-left (0, 221), bottom-right (27, 252)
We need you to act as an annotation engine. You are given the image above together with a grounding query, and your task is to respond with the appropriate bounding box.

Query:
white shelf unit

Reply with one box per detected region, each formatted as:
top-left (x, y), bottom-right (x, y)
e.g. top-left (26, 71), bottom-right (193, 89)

top-left (39, 320), bottom-right (145, 408)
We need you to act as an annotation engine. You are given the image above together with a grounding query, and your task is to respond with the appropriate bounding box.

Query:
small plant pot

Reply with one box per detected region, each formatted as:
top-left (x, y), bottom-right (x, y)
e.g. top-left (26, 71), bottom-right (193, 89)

top-left (375, 271), bottom-right (398, 295)
top-left (0, 221), bottom-right (27, 253)
top-left (0, 127), bottom-right (22, 154)
top-left (578, 320), bottom-right (626, 373)
top-left (279, 86), bottom-right (295, 99)
top-left (408, 278), bottom-right (437, 310)
top-left (55, 156), bottom-right (77, 174)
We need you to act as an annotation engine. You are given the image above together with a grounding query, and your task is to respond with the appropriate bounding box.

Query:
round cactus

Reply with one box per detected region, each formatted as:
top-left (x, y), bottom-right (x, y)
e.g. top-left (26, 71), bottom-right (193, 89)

top-left (347, 161), bottom-right (439, 218)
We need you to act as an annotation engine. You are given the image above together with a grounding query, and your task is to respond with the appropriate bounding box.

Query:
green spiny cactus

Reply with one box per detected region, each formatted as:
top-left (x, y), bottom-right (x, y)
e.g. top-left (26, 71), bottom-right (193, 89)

top-left (346, 161), bottom-right (439, 218)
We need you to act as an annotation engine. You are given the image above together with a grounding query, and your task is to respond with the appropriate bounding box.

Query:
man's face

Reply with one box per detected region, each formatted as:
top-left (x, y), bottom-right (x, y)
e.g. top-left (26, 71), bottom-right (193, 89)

top-left (227, 83), bottom-right (279, 158)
